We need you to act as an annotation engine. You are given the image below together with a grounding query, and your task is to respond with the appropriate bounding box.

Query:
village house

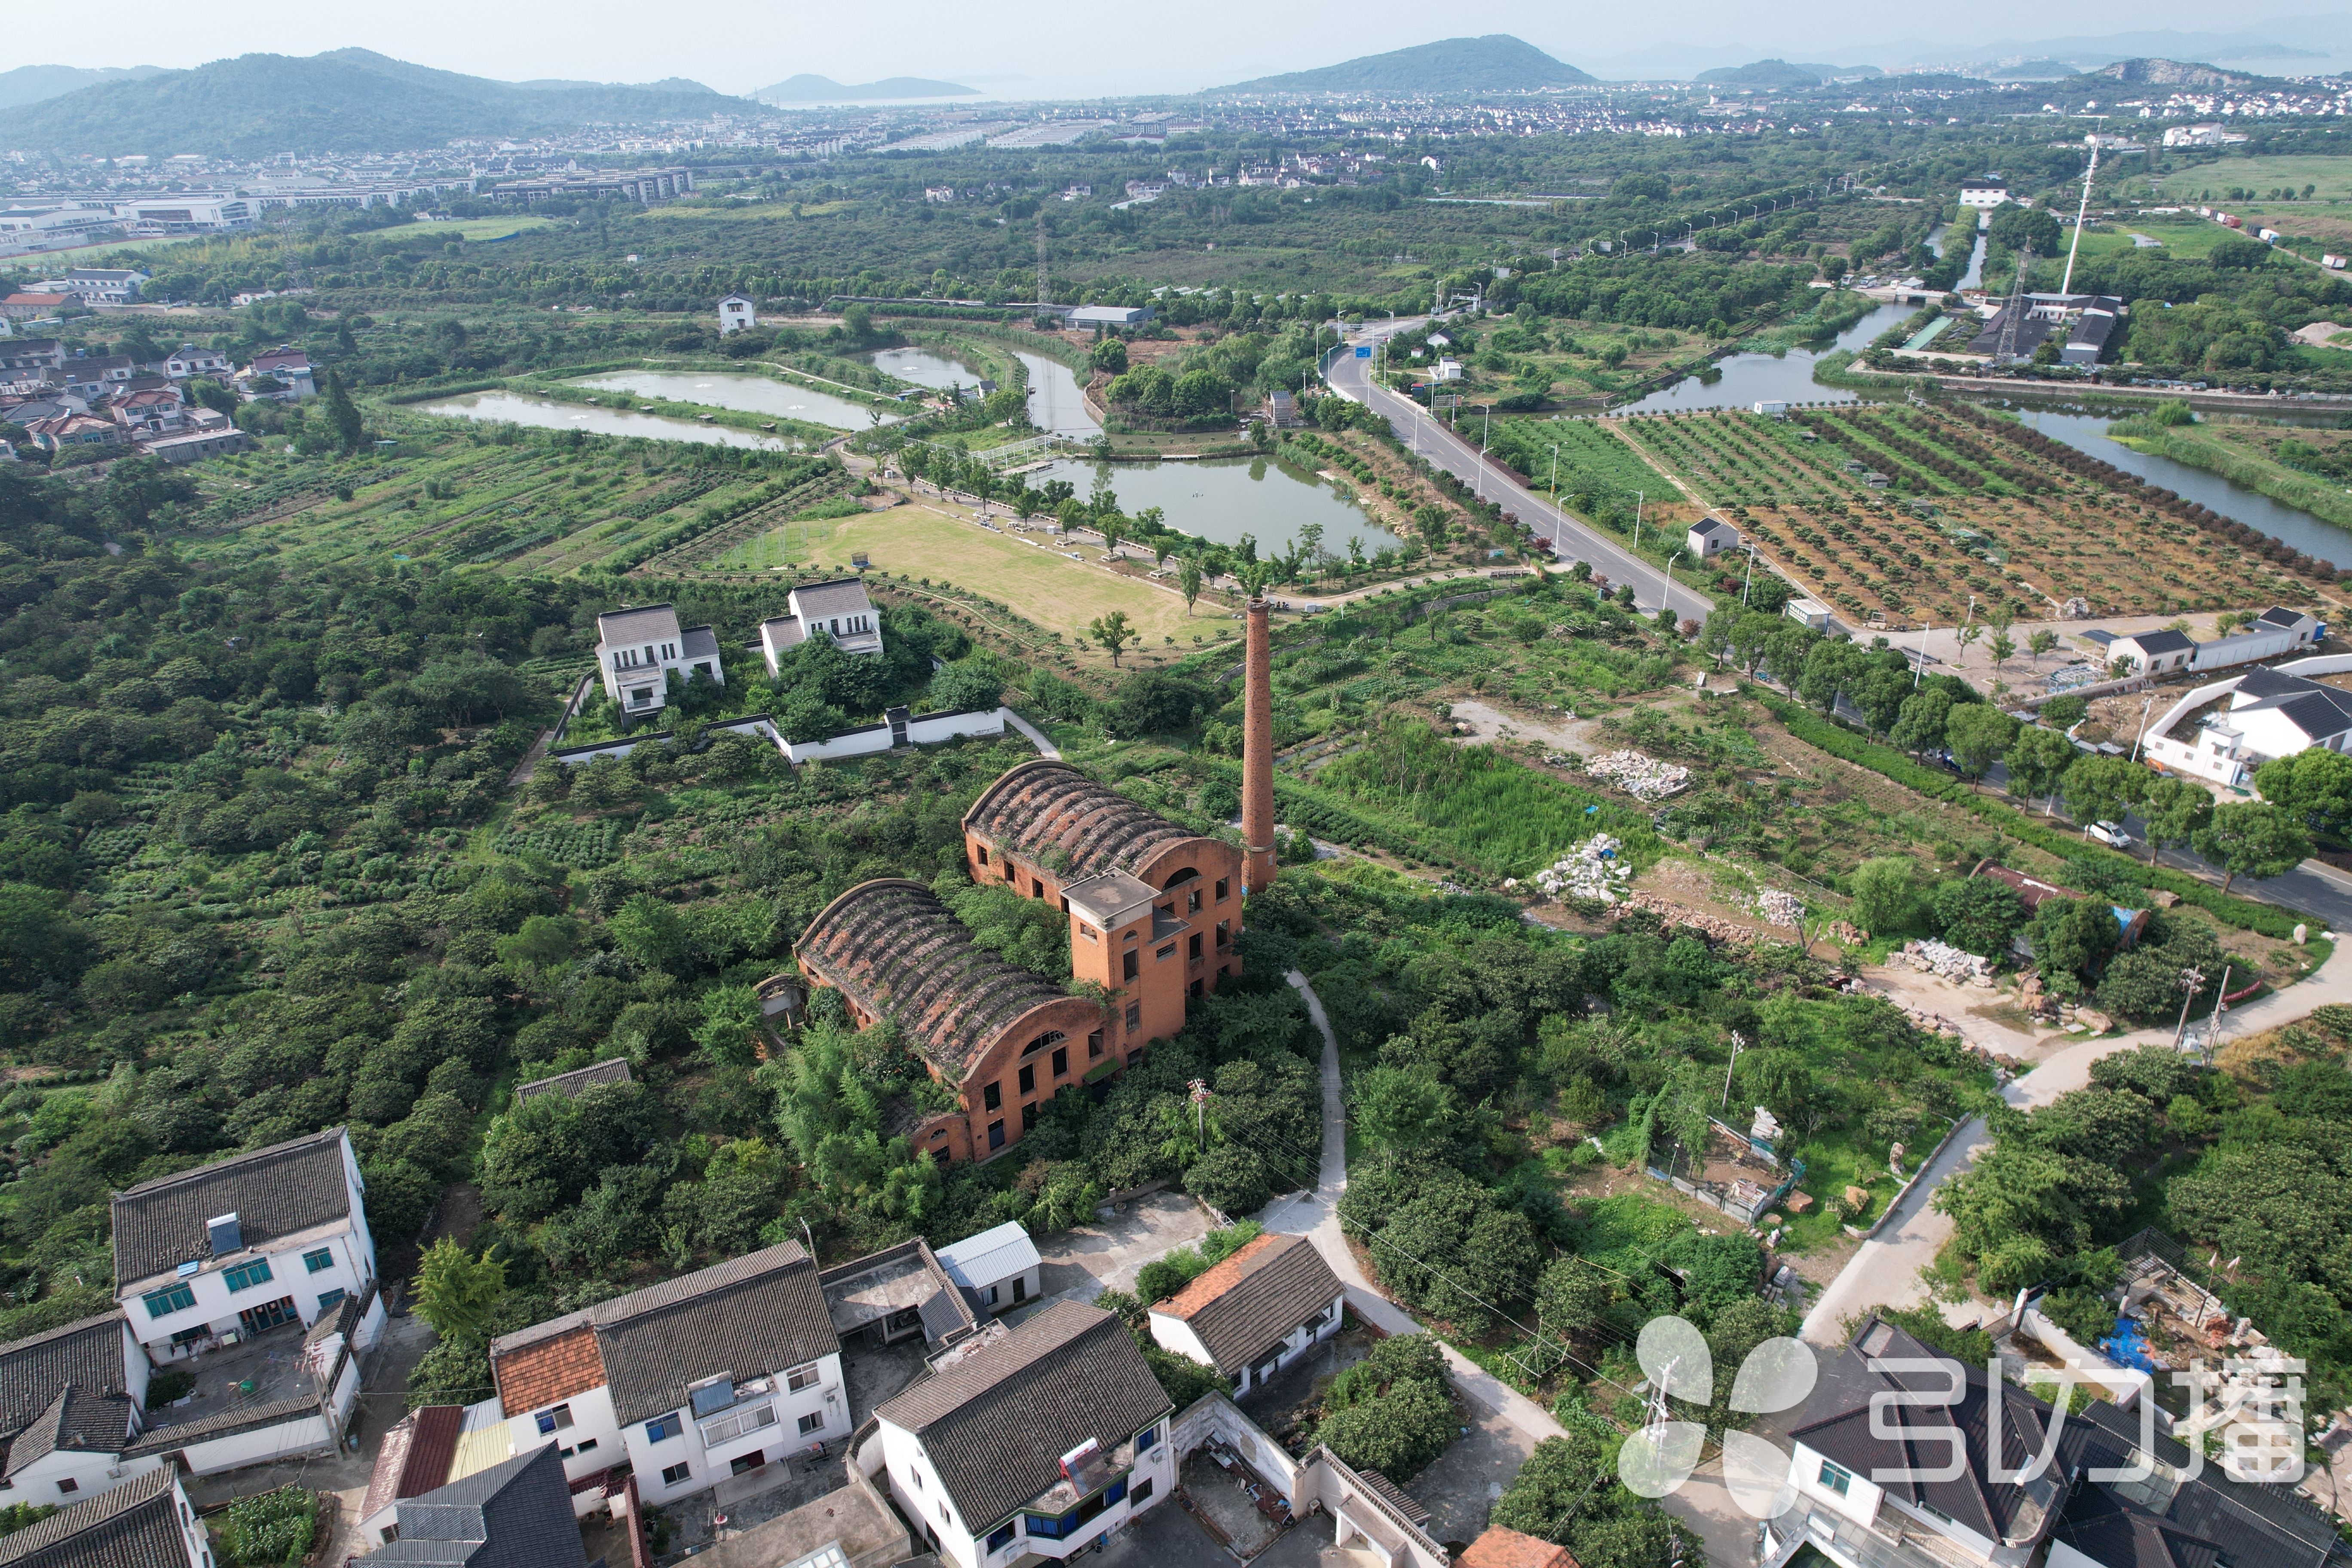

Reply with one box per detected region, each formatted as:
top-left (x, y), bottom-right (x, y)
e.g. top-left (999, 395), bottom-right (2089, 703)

top-left (356, 1443), bottom-right (587, 1567)
top-left (0, 1315), bottom-right (156, 1508)
top-left (238, 346), bottom-right (315, 401)
top-left (110, 1127), bottom-right (378, 1365)
top-left (1146, 1233), bottom-right (1345, 1394)
top-left (758, 578), bottom-right (884, 671)
top-left (509, 1057), bottom-right (632, 1106)
top-left (717, 294), bottom-right (756, 335)
top-left (933, 1222), bottom-right (1043, 1316)
top-left (1686, 515), bottom-right (1741, 562)
top-left (0, 1467), bottom-right (213, 1568)
top-left (161, 344), bottom-right (231, 381)
top-left (594, 603), bottom-right (726, 723)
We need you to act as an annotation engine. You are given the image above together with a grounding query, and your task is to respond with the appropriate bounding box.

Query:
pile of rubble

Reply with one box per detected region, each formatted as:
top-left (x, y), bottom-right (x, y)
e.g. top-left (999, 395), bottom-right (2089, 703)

top-left (1897, 938), bottom-right (1996, 984)
top-left (1755, 888), bottom-right (1806, 928)
top-left (1528, 835), bottom-right (1635, 903)
top-left (1610, 890), bottom-right (1761, 945)
top-left (1585, 750), bottom-right (1692, 802)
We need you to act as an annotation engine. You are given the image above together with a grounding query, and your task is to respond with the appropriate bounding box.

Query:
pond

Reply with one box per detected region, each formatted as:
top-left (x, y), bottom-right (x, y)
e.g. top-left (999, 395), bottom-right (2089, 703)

top-left (1031, 454), bottom-right (1397, 557)
top-left (1616, 302), bottom-right (1918, 414)
top-left (867, 346), bottom-right (988, 392)
top-left (567, 370), bottom-right (899, 430)
top-left (1017, 352), bottom-right (1101, 438)
top-left (412, 390), bottom-right (799, 450)
top-left (2017, 408), bottom-right (2352, 565)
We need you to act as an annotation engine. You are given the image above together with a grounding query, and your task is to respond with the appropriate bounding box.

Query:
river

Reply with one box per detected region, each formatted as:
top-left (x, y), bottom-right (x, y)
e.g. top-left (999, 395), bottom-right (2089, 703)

top-left (1030, 454), bottom-right (1396, 557)
top-left (1018, 352), bottom-right (1101, 438)
top-left (1616, 301), bottom-right (1919, 413)
top-left (567, 370), bottom-right (898, 430)
top-left (412, 390), bottom-right (799, 450)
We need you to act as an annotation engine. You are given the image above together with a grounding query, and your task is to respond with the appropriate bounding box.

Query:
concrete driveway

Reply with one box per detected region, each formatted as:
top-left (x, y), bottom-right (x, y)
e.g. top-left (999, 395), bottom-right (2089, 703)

top-left (1027, 1190), bottom-right (1215, 1310)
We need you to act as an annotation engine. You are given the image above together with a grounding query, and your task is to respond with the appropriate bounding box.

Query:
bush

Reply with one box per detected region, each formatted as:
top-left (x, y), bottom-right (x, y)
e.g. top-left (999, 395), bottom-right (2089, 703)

top-left (1183, 1142), bottom-right (1275, 1216)
top-left (217, 1486), bottom-right (316, 1567)
top-left (1314, 1333), bottom-right (1455, 1480)
top-left (146, 1368), bottom-right (194, 1410)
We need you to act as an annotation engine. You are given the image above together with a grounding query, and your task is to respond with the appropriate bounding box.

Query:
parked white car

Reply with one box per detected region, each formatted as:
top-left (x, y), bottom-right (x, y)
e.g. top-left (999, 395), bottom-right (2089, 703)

top-left (2086, 820), bottom-right (2134, 849)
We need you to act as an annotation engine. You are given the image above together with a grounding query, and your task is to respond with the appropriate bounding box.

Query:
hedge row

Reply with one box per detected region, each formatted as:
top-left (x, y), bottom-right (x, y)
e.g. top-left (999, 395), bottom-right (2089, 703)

top-left (1763, 697), bottom-right (2301, 938)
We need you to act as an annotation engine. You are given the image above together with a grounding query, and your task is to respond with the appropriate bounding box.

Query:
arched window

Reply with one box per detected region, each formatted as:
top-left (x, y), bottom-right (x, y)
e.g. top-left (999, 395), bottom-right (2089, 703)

top-left (1021, 1030), bottom-right (1067, 1057)
top-left (1161, 867), bottom-right (1200, 890)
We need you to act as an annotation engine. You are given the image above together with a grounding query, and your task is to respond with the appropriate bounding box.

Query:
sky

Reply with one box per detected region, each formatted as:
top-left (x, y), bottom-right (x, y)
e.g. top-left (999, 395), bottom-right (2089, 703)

top-left (16, 1), bottom-right (2348, 99)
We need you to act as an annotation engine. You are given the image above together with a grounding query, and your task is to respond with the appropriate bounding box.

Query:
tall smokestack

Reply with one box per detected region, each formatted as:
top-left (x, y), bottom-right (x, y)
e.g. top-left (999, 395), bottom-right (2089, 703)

top-left (1243, 595), bottom-right (1276, 894)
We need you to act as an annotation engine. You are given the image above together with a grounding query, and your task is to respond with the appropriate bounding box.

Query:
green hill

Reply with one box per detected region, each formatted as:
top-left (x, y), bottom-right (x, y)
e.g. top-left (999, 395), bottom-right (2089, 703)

top-left (0, 49), bottom-right (742, 158)
top-left (1694, 59), bottom-right (1829, 88)
top-left (756, 74), bottom-right (976, 102)
top-left (1217, 35), bottom-right (1596, 94)
top-left (0, 64), bottom-right (166, 111)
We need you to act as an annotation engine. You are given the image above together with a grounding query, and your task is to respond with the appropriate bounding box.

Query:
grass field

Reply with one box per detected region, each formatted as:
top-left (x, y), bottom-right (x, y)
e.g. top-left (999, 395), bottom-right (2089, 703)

top-left (2062, 219), bottom-right (2259, 262)
top-left (2160, 154), bottom-right (2352, 203)
top-left (715, 519), bottom-right (837, 569)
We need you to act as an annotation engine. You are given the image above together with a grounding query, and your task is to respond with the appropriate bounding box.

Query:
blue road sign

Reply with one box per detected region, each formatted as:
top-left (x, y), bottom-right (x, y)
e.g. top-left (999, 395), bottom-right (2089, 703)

top-left (1354, 345), bottom-right (1372, 358)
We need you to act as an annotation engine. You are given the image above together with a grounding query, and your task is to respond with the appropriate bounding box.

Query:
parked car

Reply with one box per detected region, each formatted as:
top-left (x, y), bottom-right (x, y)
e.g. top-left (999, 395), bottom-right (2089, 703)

top-left (2086, 820), bottom-right (2134, 848)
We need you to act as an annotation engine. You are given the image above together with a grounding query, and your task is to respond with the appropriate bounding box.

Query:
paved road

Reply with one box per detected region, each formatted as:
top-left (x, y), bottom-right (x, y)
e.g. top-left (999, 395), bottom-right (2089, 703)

top-left (1800, 937), bottom-right (2352, 1345)
top-left (1322, 332), bottom-right (1714, 625)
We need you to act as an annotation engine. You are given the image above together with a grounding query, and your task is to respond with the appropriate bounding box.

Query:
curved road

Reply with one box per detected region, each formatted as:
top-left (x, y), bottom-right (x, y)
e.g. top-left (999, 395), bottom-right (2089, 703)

top-left (1321, 328), bottom-right (1714, 625)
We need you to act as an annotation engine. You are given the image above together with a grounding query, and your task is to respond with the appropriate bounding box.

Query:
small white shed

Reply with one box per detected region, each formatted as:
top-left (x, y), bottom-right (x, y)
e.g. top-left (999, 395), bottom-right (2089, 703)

top-left (934, 1221), bottom-right (1043, 1314)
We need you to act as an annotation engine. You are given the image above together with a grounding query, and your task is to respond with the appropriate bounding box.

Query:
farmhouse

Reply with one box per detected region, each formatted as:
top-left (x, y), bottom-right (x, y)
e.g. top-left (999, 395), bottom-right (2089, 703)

top-left (0, 1468), bottom-right (211, 1568)
top-left (594, 603), bottom-right (725, 723)
top-left (356, 1442), bottom-right (588, 1567)
top-left (0, 1315), bottom-right (155, 1508)
top-left (934, 1221), bottom-right (1043, 1316)
top-left (1687, 515), bottom-right (1740, 561)
top-left (1146, 1233), bottom-right (1345, 1393)
top-left (758, 578), bottom-right (884, 670)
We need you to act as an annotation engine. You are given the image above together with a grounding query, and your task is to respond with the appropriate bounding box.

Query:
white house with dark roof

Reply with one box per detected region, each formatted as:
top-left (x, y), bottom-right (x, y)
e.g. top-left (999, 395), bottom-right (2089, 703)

top-left (357, 1442), bottom-right (588, 1568)
top-left (2108, 626), bottom-right (2196, 675)
top-left (869, 1301), bottom-right (1175, 1568)
top-left (594, 603), bottom-right (726, 721)
top-left (110, 1127), bottom-right (376, 1364)
top-left (0, 1467), bottom-right (211, 1568)
top-left (1686, 515), bottom-right (1740, 562)
top-left (1146, 1233), bottom-right (1343, 1393)
top-left (485, 1241), bottom-right (847, 1513)
top-left (933, 1222), bottom-right (1042, 1316)
top-left (758, 579), bottom-right (884, 673)
top-left (0, 1315), bottom-right (155, 1508)
top-left (159, 344), bottom-right (230, 381)
top-left (124, 1289), bottom-right (381, 1478)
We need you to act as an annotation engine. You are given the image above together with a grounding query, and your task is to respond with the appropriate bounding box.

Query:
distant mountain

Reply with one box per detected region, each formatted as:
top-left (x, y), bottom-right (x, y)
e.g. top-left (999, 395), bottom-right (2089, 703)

top-left (756, 74), bottom-right (976, 103)
top-left (0, 49), bottom-right (741, 158)
top-left (1696, 59), bottom-right (1829, 88)
top-left (1216, 35), bottom-right (1596, 95)
top-left (2080, 56), bottom-right (2262, 87)
top-left (0, 63), bottom-right (166, 111)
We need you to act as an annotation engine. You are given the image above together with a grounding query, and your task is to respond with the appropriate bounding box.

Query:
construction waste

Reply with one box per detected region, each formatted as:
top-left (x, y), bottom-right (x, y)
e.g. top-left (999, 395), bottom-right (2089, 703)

top-left (1527, 835), bottom-right (1634, 903)
top-left (1898, 938), bottom-right (1996, 984)
top-left (1755, 888), bottom-right (1806, 928)
top-left (1586, 750), bottom-right (1693, 802)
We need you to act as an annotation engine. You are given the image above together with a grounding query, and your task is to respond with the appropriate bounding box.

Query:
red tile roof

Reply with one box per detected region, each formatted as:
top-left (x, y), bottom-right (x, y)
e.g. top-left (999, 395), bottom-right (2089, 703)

top-left (1461, 1527), bottom-right (1580, 1568)
top-left (490, 1325), bottom-right (605, 1416)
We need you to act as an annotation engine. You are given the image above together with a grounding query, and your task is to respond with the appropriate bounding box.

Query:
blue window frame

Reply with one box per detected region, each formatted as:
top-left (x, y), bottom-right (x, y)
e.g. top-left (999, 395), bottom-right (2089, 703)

top-left (142, 1283), bottom-right (196, 1319)
top-left (645, 1415), bottom-right (680, 1444)
top-left (222, 1259), bottom-right (274, 1293)
top-left (303, 1248), bottom-right (334, 1274)
top-left (316, 1288), bottom-right (346, 1314)
top-left (986, 1523), bottom-right (1017, 1553)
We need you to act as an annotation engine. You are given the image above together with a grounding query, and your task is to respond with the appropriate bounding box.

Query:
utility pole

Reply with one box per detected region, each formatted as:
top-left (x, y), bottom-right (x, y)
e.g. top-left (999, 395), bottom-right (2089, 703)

top-left (1035, 213), bottom-right (1049, 315)
top-left (2061, 145), bottom-right (2099, 297)
top-left (1633, 490), bottom-right (1644, 548)
top-left (1915, 619), bottom-right (1931, 688)
top-left (2129, 693), bottom-right (2156, 763)
top-left (2172, 967), bottom-right (2205, 1049)
top-left (1721, 1032), bottom-right (1748, 1110)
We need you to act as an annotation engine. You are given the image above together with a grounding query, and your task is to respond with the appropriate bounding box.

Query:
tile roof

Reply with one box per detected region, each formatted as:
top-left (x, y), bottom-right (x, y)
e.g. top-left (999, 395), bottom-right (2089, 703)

top-left (2255, 606), bottom-right (2309, 629)
top-left (510, 1058), bottom-right (632, 1106)
top-left (1460, 1527), bottom-right (1579, 1568)
top-left (680, 626), bottom-right (723, 661)
top-left (362, 1406), bottom-right (464, 1525)
top-left (794, 879), bottom-right (1073, 1074)
top-left (3, 1387), bottom-right (134, 1478)
top-left (110, 1127), bottom-right (352, 1287)
top-left (123, 1393), bottom-right (318, 1457)
top-left (2059, 1399), bottom-right (2341, 1568)
top-left (594, 604), bottom-right (682, 650)
top-left (490, 1243), bottom-right (839, 1428)
top-left (0, 1468), bottom-right (187, 1568)
top-left (1153, 1233), bottom-right (1342, 1373)
top-left (875, 1302), bottom-right (1170, 1532)
top-left (962, 760), bottom-right (1200, 881)
top-left (0, 1317), bottom-right (129, 1436)
top-left (358, 1442), bottom-right (587, 1568)
top-left (789, 579), bottom-right (876, 622)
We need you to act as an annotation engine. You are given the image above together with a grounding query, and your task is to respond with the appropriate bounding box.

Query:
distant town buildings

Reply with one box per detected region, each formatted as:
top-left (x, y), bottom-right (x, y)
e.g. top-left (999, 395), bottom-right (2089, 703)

top-left (486, 166), bottom-right (692, 205)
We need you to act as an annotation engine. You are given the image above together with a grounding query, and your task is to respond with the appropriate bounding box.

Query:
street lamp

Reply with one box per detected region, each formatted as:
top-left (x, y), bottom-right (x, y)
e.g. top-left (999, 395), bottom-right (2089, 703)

top-left (1632, 489), bottom-right (1645, 548)
top-left (1665, 548), bottom-right (1684, 610)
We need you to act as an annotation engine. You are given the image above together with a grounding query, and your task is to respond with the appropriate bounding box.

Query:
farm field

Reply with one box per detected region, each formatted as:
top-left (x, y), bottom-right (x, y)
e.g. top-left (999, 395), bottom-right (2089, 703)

top-left (1620, 404), bottom-right (2336, 624)
top-left (2054, 218), bottom-right (2263, 263)
top-left (2159, 154), bottom-right (2352, 203)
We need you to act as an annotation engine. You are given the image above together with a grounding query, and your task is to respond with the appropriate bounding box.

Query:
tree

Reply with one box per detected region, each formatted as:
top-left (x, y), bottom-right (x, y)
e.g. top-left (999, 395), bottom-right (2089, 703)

top-left (2030, 895), bottom-right (2121, 997)
top-left (2140, 776), bottom-right (2214, 865)
top-left (1849, 857), bottom-right (1923, 936)
top-left (1889, 689), bottom-right (1954, 756)
top-left (1943, 704), bottom-right (2018, 780)
top-left (2193, 802), bottom-right (2309, 892)
top-left (321, 368), bottom-right (364, 454)
top-left (1178, 553), bottom-right (1204, 616)
top-left (1351, 1066), bottom-right (1456, 1165)
top-left (1091, 338), bottom-right (1128, 375)
top-left (1087, 609), bottom-right (1137, 666)
top-left (1988, 628), bottom-right (2017, 674)
top-left (412, 1239), bottom-right (506, 1349)
top-left (2005, 727), bottom-right (2078, 812)
top-left (609, 893), bottom-right (690, 974)
top-left (2252, 746), bottom-right (2352, 838)
top-left (2028, 630), bottom-right (2059, 665)
top-left (1534, 1257), bottom-right (1619, 1345)
top-left (1931, 876), bottom-right (2027, 957)
top-left (2064, 753), bottom-right (2150, 831)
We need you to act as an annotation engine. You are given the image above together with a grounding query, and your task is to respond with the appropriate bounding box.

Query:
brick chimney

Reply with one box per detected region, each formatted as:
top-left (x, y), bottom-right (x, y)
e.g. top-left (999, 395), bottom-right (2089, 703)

top-left (1243, 595), bottom-right (1276, 894)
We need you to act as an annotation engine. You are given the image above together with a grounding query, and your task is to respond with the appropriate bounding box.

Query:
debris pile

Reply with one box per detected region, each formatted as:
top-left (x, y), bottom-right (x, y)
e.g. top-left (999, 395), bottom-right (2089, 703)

top-left (1755, 888), bottom-right (1807, 928)
top-left (1610, 891), bottom-right (1761, 945)
top-left (1586, 750), bottom-right (1692, 802)
top-left (1898, 938), bottom-right (1996, 984)
top-left (1531, 835), bottom-right (1634, 903)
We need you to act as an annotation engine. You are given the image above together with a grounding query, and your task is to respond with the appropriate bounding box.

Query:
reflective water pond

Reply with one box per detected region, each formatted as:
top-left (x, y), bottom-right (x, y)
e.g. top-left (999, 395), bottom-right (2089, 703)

top-left (868, 346), bottom-right (989, 392)
top-left (568, 370), bottom-right (900, 429)
top-left (1617, 302), bottom-right (1918, 413)
top-left (412, 390), bottom-right (798, 450)
top-left (1032, 455), bottom-right (1397, 557)
top-left (1018, 352), bottom-right (1102, 438)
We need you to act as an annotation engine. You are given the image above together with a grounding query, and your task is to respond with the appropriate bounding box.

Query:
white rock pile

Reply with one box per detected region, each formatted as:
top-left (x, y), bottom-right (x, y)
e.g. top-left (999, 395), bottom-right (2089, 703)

top-left (1755, 888), bottom-right (1807, 928)
top-left (1586, 749), bottom-right (1693, 802)
top-left (1532, 835), bottom-right (1635, 903)
top-left (1899, 938), bottom-right (1995, 984)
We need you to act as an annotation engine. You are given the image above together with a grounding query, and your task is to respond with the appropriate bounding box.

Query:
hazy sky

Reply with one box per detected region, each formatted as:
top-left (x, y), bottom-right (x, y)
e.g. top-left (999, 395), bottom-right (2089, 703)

top-left (19, 0), bottom-right (2338, 98)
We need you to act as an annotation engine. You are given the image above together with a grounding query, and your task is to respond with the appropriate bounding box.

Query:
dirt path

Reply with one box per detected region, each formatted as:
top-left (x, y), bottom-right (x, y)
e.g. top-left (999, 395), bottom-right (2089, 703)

top-left (1860, 962), bottom-right (2076, 1063)
top-left (1443, 697), bottom-right (1609, 754)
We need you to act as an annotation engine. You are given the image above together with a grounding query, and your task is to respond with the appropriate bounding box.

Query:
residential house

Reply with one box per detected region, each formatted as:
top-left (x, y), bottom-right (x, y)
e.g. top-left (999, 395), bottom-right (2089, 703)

top-left (717, 294), bottom-right (756, 335)
top-left (1959, 177), bottom-right (2010, 208)
top-left (0, 1468), bottom-right (212, 1568)
top-left (0, 341), bottom-right (67, 374)
top-left (357, 1443), bottom-right (588, 1568)
top-left (511, 1058), bottom-right (632, 1106)
top-left (355, 1403), bottom-right (515, 1547)
top-left (1265, 389), bottom-right (1301, 429)
top-left (1460, 1526), bottom-right (1580, 1568)
top-left (2107, 626), bottom-right (2195, 675)
top-left (1687, 515), bottom-right (1740, 561)
top-left (239, 347), bottom-right (314, 401)
top-left (110, 1127), bottom-right (378, 1364)
top-left (62, 270), bottom-right (147, 305)
top-left (1433, 358), bottom-right (1464, 382)
top-left (934, 1222), bottom-right (1042, 1316)
top-left (871, 1302), bottom-right (1176, 1568)
top-left (0, 295), bottom-right (72, 322)
top-left (594, 603), bottom-right (726, 722)
top-left (24, 415), bottom-right (123, 453)
top-left (58, 356), bottom-right (135, 401)
top-left (140, 428), bottom-right (249, 465)
top-left (1765, 1312), bottom-right (2342, 1568)
top-left (485, 1241), bottom-right (848, 1513)
top-left (757, 579), bottom-right (884, 672)
top-left (2155, 664), bottom-right (2352, 789)
top-left (819, 1238), bottom-right (980, 1352)
top-left (111, 389), bottom-right (187, 438)
top-left (0, 1315), bottom-right (156, 1508)
top-left (1146, 1233), bottom-right (1344, 1394)
top-left (2189, 606), bottom-right (2323, 672)
top-left (161, 345), bottom-right (231, 381)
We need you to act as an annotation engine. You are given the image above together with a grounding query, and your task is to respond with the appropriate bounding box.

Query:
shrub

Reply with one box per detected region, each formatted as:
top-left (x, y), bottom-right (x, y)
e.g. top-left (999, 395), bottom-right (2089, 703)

top-left (1314, 1333), bottom-right (1455, 1480)
top-left (217, 1486), bottom-right (316, 1567)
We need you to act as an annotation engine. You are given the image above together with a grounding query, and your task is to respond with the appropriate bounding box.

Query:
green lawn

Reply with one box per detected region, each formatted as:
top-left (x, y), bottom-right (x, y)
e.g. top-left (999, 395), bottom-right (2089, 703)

top-left (715, 519), bottom-right (836, 570)
top-left (2160, 154), bottom-right (2352, 203)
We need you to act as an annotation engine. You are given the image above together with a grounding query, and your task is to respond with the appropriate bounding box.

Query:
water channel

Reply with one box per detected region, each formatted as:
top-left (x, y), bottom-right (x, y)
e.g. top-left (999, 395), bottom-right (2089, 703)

top-left (1017, 352), bottom-right (1102, 438)
top-left (1029, 455), bottom-right (1397, 557)
top-left (568, 369), bottom-right (898, 429)
top-left (1617, 301), bottom-right (1918, 413)
top-left (412, 390), bottom-right (799, 450)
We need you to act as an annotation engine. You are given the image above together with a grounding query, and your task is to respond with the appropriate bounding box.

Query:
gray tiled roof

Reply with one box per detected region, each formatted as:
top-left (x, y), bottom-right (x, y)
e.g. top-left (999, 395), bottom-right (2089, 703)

top-left (110, 1127), bottom-right (352, 1286)
top-left (2126, 629), bottom-right (2196, 655)
top-left (0, 1467), bottom-right (187, 1568)
top-left (359, 1443), bottom-right (586, 1568)
top-left (875, 1302), bottom-right (1171, 1532)
top-left (0, 1317), bottom-right (129, 1436)
top-left (594, 604), bottom-right (682, 650)
top-left (679, 626), bottom-right (723, 662)
top-left (511, 1058), bottom-right (632, 1106)
top-left (4, 1386), bottom-right (134, 1477)
top-left (2060, 1397), bottom-right (2340, 1568)
top-left (1154, 1233), bottom-right (1342, 1373)
top-left (123, 1393), bottom-right (318, 1457)
top-left (789, 579), bottom-right (876, 622)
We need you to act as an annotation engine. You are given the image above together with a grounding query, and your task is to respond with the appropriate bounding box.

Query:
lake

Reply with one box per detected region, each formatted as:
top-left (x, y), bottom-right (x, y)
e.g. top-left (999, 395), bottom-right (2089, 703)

top-left (412, 390), bottom-right (798, 450)
top-left (2019, 409), bottom-right (2352, 565)
top-left (568, 370), bottom-right (898, 430)
top-left (1616, 301), bottom-right (1918, 414)
top-left (868, 346), bottom-right (988, 392)
top-left (1031, 454), bottom-right (1396, 557)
